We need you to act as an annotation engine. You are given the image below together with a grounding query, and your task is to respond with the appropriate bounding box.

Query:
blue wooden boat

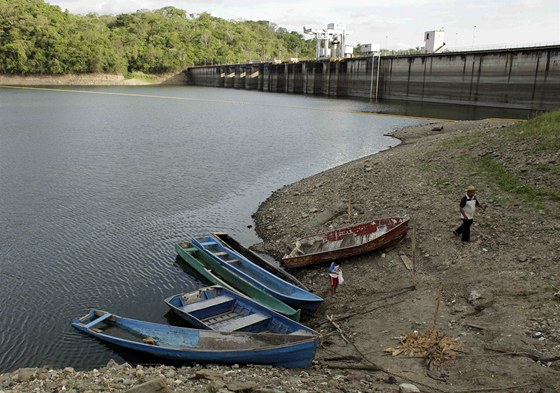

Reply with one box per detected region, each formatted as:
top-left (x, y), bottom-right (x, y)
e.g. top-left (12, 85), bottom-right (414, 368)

top-left (165, 286), bottom-right (318, 335)
top-left (175, 242), bottom-right (301, 321)
top-left (72, 309), bottom-right (317, 369)
top-left (192, 236), bottom-right (324, 314)
top-left (212, 232), bottom-right (309, 290)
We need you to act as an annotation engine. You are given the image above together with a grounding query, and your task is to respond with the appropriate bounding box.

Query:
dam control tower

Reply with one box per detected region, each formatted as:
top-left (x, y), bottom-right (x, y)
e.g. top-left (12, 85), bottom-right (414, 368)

top-left (303, 23), bottom-right (353, 59)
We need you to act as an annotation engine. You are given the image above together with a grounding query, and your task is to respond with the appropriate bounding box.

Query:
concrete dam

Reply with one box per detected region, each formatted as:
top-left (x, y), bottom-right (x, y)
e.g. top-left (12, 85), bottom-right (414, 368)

top-left (184, 45), bottom-right (560, 111)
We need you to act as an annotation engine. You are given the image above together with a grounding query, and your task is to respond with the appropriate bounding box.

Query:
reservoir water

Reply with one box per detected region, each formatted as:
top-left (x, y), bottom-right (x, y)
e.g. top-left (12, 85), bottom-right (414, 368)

top-left (0, 85), bottom-right (529, 372)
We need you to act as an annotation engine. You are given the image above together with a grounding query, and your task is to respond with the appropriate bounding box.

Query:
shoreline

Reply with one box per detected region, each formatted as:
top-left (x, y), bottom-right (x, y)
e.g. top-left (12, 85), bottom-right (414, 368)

top-left (0, 72), bottom-right (186, 86)
top-left (2, 117), bottom-right (559, 392)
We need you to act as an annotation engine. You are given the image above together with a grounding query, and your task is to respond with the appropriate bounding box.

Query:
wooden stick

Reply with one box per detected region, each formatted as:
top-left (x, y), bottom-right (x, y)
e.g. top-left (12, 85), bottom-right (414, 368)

top-left (411, 217), bottom-right (417, 288)
top-left (316, 299), bottom-right (406, 326)
top-left (327, 314), bottom-right (350, 344)
top-left (433, 287), bottom-right (442, 329)
top-left (464, 323), bottom-right (485, 330)
top-left (323, 355), bottom-right (366, 362)
top-left (484, 347), bottom-right (560, 363)
top-left (324, 363), bottom-right (380, 371)
top-left (347, 192), bottom-right (351, 223)
top-left (453, 383), bottom-right (535, 392)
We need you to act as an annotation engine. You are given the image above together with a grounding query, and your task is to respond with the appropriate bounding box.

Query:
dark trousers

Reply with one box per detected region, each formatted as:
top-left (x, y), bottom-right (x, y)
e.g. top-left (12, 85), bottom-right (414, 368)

top-left (455, 219), bottom-right (473, 242)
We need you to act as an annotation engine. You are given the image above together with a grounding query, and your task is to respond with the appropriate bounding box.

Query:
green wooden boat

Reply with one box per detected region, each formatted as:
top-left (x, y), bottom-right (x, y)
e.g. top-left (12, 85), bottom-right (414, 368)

top-left (176, 242), bottom-right (301, 321)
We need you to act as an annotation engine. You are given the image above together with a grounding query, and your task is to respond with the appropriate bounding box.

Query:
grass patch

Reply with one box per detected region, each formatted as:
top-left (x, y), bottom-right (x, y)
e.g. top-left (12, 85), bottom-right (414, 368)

top-left (506, 111), bottom-right (560, 152)
top-left (429, 178), bottom-right (450, 187)
top-left (537, 163), bottom-right (560, 175)
top-left (474, 157), bottom-right (560, 203)
top-left (438, 133), bottom-right (482, 148)
top-left (125, 71), bottom-right (158, 82)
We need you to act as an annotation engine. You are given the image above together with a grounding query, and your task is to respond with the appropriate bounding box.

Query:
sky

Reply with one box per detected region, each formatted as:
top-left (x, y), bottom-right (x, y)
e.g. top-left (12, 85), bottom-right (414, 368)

top-left (46, 0), bottom-right (560, 51)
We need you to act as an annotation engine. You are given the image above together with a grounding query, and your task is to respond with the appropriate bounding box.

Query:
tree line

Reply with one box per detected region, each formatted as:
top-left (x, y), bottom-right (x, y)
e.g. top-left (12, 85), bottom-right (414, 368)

top-left (0, 0), bottom-right (316, 75)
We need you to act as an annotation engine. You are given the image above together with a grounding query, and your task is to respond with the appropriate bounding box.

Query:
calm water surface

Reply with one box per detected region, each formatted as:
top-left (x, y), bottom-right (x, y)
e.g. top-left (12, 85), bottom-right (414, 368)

top-left (0, 85), bottom-right (526, 372)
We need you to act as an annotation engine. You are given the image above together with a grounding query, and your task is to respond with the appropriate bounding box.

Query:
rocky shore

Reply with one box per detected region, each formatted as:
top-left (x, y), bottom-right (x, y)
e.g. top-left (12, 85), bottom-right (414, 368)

top-left (2, 117), bottom-right (559, 392)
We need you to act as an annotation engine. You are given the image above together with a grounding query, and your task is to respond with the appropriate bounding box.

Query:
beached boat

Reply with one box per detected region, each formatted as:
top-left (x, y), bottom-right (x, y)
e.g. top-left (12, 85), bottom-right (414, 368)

top-left (191, 236), bottom-right (324, 315)
top-left (165, 285), bottom-right (318, 335)
top-left (72, 309), bottom-right (317, 368)
top-left (212, 232), bottom-right (309, 290)
top-left (175, 242), bottom-right (301, 321)
top-left (282, 217), bottom-right (410, 268)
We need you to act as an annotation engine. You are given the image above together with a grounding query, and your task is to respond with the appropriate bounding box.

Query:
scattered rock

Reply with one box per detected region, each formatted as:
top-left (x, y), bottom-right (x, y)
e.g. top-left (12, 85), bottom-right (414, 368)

top-left (125, 377), bottom-right (172, 393)
top-left (399, 383), bottom-right (421, 392)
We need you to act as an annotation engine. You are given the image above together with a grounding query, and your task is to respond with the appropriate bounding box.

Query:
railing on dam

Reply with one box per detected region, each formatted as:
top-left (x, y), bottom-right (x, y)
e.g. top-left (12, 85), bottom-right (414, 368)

top-left (184, 45), bottom-right (560, 111)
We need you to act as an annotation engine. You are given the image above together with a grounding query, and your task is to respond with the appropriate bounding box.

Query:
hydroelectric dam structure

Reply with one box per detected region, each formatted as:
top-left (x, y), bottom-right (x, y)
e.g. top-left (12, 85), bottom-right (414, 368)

top-left (184, 45), bottom-right (560, 111)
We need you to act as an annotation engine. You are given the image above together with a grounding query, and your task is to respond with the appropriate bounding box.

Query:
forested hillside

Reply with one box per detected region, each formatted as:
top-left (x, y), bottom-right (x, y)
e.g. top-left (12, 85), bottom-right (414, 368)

top-left (0, 0), bottom-right (315, 75)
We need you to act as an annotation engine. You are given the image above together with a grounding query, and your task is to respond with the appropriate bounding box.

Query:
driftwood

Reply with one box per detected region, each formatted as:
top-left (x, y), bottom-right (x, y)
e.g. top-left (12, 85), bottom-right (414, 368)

top-left (316, 286), bottom-right (416, 327)
top-left (316, 299), bottom-right (406, 327)
top-left (464, 323), bottom-right (486, 330)
top-left (324, 362), bottom-right (381, 371)
top-left (323, 355), bottom-right (363, 362)
top-left (326, 314), bottom-right (350, 344)
top-left (322, 314), bottom-right (447, 393)
top-left (411, 217), bottom-right (417, 288)
top-left (400, 254), bottom-right (413, 270)
top-left (433, 287), bottom-right (442, 329)
top-left (484, 347), bottom-right (560, 363)
top-left (453, 383), bottom-right (535, 392)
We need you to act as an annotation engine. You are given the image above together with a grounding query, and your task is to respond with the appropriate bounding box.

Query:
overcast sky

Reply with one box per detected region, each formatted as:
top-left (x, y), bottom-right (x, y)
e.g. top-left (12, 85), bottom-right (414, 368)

top-left (46, 0), bottom-right (560, 50)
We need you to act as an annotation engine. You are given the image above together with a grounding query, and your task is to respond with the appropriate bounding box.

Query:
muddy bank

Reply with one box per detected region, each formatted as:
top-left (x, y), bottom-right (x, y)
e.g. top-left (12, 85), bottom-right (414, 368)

top-left (252, 118), bottom-right (560, 393)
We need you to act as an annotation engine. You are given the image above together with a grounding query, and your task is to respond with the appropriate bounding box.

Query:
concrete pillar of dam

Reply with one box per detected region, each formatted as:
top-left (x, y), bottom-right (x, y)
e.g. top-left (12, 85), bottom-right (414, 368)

top-left (265, 64), bottom-right (276, 92)
top-left (288, 63), bottom-right (304, 94)
top-left (257, 64), bottom-right (265, 91)
top-left (233, 65), bottom-right (245, 89)
top-left (276, 64), bottom-right (286, 92)
top-left (246, 65), bottom-right (259, 90)
top-left (312, 62), bottom-right (324, 95)
top-left (224, 66), bottom-right (235, 88)
top-left (233, 64), bottom-right (247, 89)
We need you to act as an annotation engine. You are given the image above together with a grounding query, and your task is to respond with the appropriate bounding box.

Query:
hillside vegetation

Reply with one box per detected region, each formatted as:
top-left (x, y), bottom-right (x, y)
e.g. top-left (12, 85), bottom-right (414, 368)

top-left (0, 0), bottom-right (315, 75)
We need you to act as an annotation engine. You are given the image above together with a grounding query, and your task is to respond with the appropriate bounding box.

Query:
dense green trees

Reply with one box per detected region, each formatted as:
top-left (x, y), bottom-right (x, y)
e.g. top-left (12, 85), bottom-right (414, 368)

top-left (0, 0), bottom-right (315, 74)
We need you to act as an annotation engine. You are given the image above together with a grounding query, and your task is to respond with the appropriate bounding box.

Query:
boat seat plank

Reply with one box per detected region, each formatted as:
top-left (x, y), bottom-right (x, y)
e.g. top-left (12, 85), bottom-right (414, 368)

top-left (225, 259), bottom-right (239, 263)
top-left (217, 313), bottom-right (271, 332)
top-left (199, 241), bottom-right (216, 247)
top-left (213, 251), bottom-right (228, 257)
top-left (84, 313), bottom-right (112, 329)
top-left (204, 311), bottom-right (238, 325)
top-left (181, 295), bottom-right (234, 313)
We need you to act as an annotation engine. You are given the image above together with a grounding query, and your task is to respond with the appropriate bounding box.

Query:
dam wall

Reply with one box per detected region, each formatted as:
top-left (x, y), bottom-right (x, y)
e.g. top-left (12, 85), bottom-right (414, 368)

top-left (185, 45), bottom-right (560, 111)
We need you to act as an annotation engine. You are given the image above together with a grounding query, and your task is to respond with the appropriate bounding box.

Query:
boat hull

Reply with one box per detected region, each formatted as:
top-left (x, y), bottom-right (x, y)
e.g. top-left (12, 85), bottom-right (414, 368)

top-left (175, 242), bottom-right (301, 321)
top-left (165, 286), bottom-right (317, 335)
top-left (282, 217), bottom-right (409, 268)
top-left (72, 309), bottom-right (317, 368)
top-left (213, 232), bottom-right (309, 290)
top-left (192, 236), bottom-right (324, 314)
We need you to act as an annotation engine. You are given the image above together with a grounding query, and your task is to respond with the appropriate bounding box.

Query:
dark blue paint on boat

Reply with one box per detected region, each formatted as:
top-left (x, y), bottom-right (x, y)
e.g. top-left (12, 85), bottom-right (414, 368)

top-left (192, 236), bottom-right (324, 314)
top-left (72, 309), bottom-right (317, 369)
top-left (165, 286), bottom-right (318, 335)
